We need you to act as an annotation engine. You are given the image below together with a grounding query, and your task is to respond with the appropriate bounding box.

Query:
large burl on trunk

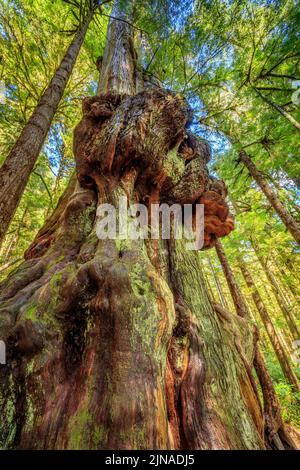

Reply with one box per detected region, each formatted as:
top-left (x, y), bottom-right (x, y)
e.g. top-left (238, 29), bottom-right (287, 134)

top-left (0, 85), bottom-right (268, 450)
top-left (0, 1), bottom-right (291, 450)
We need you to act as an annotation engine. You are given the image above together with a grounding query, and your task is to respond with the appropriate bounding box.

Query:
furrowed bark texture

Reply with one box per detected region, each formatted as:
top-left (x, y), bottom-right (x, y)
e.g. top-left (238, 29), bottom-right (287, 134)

top-left (0, 9), bottom-right (94, 246)
top-left (0, 1), bottom-right (290, 450)
top-left (97, 1), bottom-right (136, 95)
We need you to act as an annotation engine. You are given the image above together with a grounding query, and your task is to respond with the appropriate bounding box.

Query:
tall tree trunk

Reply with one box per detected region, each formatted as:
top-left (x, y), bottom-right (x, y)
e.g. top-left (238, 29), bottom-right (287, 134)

top-left (46, 142), bottom-right (70, 218)
top-left (207, 255), bottom-right (228, 308)
top-left (238, 256), bottom-right (300, 392)
top-left (1, 206), bottom-right (28, 262)
top-left (239, 150), bottom-right (300, 245)
top-left (0, 258), bottom-right (22, 276)
top-left (273, 258), bottom-right (300, 305)
top-left (0, 8), bottom-right (95, 246)
top-left (97, 1), bottom-right (136, 95)
top-left (0, 0), bottom-right (293, 450)
top-left (215, 241), bottom-right (249, 318)
top-left (251, 241), bottom-right (300, 342)
top-left (253, 87), bottom-right (300, 132)
top-left (272, 256), bottom-right (300, 306)
top-left (215, 239), bottom-right (296, 449)
top-left (203, 266), bottom-right (216, 303)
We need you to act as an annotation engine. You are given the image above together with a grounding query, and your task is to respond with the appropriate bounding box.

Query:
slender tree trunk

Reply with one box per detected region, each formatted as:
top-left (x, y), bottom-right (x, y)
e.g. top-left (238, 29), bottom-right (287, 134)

top-left (0, 0), bottom-right (293, 450)
top-left (273, 257), bottom-right (300, 306)
top-left (253, 87), bottom-right (300, 131)
top-left (203, 267), bottom-right (216, 303)
top-left (0, 258), bottom-right (22, 275)
top-left (238, 257), bottom-right (300, 392)
top-left (215, 239), bottom-right (296, 448)
top-left (1, 206), bottom-right (28, 262)
top-left (46, 143), bottom-right (69, 218)
top-left (2, 235), bottom-right (16, 263)
top-left (251, 242), bottom-right (300, 341)
top-left (239, 150), bottom-right (300, 245)
top-left (272, 265), bottom-right (296, 307)
top-left (0, 9), bottom-right (95, 246)
top-left (207, 255), bottom-right (228, 308)
top-left (215, 241), bottom-right (249, 318)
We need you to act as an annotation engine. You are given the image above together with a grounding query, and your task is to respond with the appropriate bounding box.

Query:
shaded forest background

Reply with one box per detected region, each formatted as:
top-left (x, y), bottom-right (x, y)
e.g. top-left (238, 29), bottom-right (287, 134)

top-left (0, 0), bottom-right (299, 428)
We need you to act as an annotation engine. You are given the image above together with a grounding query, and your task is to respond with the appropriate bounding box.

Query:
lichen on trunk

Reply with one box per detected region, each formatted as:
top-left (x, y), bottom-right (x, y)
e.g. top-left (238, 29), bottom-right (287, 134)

top-left (0, 0), bottom-right (290, 450)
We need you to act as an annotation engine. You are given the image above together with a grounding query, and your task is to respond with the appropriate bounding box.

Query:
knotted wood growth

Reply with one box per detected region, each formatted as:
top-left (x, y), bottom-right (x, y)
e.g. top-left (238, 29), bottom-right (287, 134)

top-left (0, 89), bottom-right (274, 451)
top-left (73, 88), bottom-right (234, 248)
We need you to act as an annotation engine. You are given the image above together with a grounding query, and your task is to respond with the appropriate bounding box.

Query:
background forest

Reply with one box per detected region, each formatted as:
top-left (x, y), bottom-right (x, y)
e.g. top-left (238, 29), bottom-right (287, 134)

top-left (0, 0), bottom-right (299, 432)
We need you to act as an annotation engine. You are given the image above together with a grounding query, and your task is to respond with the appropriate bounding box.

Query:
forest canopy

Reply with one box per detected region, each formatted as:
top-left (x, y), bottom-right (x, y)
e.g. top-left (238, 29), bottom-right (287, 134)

top-left (0, 0), bottom-right (299, 451)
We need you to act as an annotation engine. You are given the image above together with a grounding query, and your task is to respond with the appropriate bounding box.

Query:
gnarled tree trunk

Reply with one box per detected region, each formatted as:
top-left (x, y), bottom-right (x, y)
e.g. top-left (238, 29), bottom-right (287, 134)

top-left (0, 0), bottom-right (293, 450)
